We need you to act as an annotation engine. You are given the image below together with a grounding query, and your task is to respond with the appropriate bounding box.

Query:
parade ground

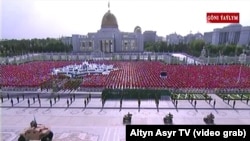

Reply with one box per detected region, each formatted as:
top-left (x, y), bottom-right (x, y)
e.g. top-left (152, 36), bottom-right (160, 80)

top-left (1, 93), bottom-right (250, 141)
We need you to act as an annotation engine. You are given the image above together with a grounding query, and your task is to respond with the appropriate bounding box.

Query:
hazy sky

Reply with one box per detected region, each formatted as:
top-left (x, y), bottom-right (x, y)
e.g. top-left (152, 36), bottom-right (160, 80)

top-left (1, 0), bottom-right (250, 39)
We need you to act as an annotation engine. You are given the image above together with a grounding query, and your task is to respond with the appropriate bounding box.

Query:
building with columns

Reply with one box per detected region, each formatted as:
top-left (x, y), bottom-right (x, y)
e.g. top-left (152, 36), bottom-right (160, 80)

top-left (71, 6), bottom-right (144, 53)
top-left (204, 24), bottom-right (250, 46)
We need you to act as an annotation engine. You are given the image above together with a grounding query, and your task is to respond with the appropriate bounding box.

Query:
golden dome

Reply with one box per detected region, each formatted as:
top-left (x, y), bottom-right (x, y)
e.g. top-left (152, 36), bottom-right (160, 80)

top-left (101, 10), bottom-right (118, 28)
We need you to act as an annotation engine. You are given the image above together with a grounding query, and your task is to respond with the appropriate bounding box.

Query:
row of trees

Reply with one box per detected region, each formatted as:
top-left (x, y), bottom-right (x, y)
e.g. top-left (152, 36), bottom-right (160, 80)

top-left (144, 40), bottom-right (245, 57)
top-left (0, 38), bottom-right (72, 57)
top-left (0, 38), bottom-right (246, 58)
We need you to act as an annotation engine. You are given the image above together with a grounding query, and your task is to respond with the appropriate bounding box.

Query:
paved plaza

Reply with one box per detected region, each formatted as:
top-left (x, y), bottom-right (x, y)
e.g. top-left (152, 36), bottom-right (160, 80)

top-left (1, 94), bottom-right (250, 141)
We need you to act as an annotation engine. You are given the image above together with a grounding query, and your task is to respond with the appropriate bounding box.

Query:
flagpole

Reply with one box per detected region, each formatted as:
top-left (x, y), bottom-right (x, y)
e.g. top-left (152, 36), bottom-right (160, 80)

top-left (108, 1), bottom-right (110, 11)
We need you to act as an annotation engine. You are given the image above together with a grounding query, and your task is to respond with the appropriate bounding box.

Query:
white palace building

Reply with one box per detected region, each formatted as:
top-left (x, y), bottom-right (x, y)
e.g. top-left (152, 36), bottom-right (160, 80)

top-left (65, 4), bottom-right (144, 53)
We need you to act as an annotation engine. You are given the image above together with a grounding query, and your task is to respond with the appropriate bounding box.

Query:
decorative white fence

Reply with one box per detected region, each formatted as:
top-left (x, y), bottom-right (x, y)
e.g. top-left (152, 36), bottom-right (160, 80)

top-left (1, 53), bottom-right (249, 65)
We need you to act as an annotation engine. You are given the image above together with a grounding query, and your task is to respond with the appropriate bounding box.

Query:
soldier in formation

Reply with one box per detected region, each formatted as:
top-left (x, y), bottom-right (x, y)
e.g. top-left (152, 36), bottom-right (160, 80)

top-left (86, 97), bottom-right (89, 103)
top-left (213, 99), bottom-right (216, 108)
top-left (33, 97), bottom-right (36, 103)
top-left (50, 99), bottom-right (52, 107)
top-left (175, 100), bottom-right (178, 108)
top-left (138, 99), bottom-right (141, 108)
top-left (38, 98), bottom-right (41, 107)
top-left (120, 99), bottom-right (122, 109)
top-left (10, 98), bottom-right (13, 107)
top-left (28, 99), bottom-right (30, 107)
top-left (191, 97), bottom-right (194, 105)
top-left (155, 99), bottom-right (159, 112)
top-left (89, 94), bottom-right (91, 99)
top-left (70, 97), bottom-right (73, 104)
top-left (54, 97), bottom-right (56, 104)
top-left (17, 96), bottom-right (20, 103)
top-left (209, 98), bottom-right (212, 104)
top-left (67, 99), bottom-right (69, 107)
top-left (73, 94), bottom-right (75, 101)
top-left (1, 95), bottom-right (3, 103)
top-left (233, 100), bottom-right (236, 109)
top-left (101, 98), bottom-right (104, 107)
top-left (84, 99), bottom-right (87, 108)
top-left (194, 100), bottom-right (197, 108)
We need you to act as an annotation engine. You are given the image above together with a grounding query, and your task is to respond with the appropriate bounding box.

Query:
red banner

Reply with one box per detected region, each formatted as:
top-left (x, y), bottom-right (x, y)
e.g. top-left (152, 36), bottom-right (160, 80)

top-left (207, 12), bottom-right (239, 23)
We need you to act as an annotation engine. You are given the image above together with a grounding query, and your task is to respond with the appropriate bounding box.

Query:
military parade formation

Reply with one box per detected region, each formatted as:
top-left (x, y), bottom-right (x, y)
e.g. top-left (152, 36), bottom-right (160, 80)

top-left (1, 60), bottom-right (250, 129)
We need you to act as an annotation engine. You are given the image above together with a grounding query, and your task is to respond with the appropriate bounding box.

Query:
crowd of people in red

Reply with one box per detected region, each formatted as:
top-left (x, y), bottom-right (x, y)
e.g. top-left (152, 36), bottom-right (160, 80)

top-left (0, 61), bottom-right (77, 87)
top-left (1, 60), bottom-right (250, 89)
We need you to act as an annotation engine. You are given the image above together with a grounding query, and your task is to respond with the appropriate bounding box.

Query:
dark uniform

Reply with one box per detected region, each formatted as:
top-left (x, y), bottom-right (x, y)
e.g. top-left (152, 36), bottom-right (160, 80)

top-left (1, 95), bottom-right (3, 103)
top-left (156, 100), bottom-right (159, 107)
top-left (67, 99), bottom-right (69, 107)
top-left (84, 99), bottom-right (87, 108)
top-left (38, 99), bottom-right (41, 107)
top-left (138, 99), bottom-right (141, 107)
top-left (209, 98), bottom-right (212, 104)
top-left (28, 99), bottom-right (30, 107)
top-left (17, 96), bottom-right (19, 103)
top-left (102, 99), bottom-right (105, 107)
top-left (70, 97), bottom-right (72, 104)
top-left (50, 99), bottom-right (52, 107)
top-left (10, 98), bottom-right (13, 107)
top-left (233, 100), bottom-right (236, 108)
top-left (120, 99), bottom-right (122, 106)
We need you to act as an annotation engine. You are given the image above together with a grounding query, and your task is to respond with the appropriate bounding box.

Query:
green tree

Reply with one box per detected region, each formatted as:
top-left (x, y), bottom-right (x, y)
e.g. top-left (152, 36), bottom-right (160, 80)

top-left (189, 39), bottom-right (205, 57)
top-left (0, 38), bottom-right (72, 57)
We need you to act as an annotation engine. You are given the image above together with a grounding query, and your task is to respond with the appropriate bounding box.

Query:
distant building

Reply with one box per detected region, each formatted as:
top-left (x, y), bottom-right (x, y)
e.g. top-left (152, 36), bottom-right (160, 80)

top-left (60, 36), bottom-right (72, 46)
top-left (69, 5), bottom-right (144, 53)
top-left (239, 26), bottom-right (250, 46)
top-left (203, 32), bottom-right (213, 44)
top-left (184, 32), bottom-right (203, 44)
top-left (194, 32), bottom-right (203, 40)
top-left (156, 36), bottom-right (165, 42)
top-left (205, 24), bottom-right (250, 46)
top-left (166, 33), bottom-right (184, 45)
top-left (143, 31), bottom-right (157, 43)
